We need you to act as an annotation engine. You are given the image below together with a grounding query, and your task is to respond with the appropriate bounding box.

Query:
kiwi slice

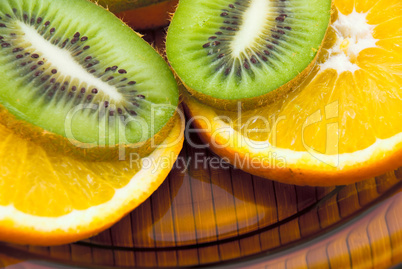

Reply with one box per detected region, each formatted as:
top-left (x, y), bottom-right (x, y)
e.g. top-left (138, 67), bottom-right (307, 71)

top-left (0, 0), bottom-right (179, 160)
top-left (166, 0), bottom-right (332, 109)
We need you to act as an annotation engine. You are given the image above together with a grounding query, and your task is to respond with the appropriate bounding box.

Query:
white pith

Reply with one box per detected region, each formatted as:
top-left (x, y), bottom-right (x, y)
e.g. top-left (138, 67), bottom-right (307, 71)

top-left (230, 0), bottom-right (273, 58)
top-left (320, 9), bottom-right (378, 73)
top-left (213, 117), bottom-right (402, 169)
top-left (19, 22), bottom-right (123, 101)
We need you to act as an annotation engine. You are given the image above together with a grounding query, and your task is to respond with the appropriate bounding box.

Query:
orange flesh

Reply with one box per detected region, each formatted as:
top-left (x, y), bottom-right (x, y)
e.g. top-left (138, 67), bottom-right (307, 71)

top-left (0, 122), bottom-right (139, 217)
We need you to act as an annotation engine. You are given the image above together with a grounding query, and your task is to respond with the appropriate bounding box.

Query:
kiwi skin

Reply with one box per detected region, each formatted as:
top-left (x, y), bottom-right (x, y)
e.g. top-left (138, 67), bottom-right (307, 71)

top-left (171, 2), bottom-right (337, 111)
top-left (94, 0), bottom-right (179, 29)
top-left (0, 103), bottom-right (180, 161)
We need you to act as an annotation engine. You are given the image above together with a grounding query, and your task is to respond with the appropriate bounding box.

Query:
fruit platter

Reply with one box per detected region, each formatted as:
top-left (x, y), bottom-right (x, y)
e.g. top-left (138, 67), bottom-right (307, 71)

top-left (0, 0), bottom-right (401, 268)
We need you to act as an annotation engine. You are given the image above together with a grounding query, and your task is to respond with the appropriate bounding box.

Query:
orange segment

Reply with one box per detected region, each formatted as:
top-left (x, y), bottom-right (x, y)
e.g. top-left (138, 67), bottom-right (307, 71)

top-left (272, 69), bottom-right (339, 153)
top-left (372, 17), bottom-right (402, 39)
top-left (0, 133), bottom-right (26, 206)
top-left (376, 37), bottom-right (402, 54)
top-left (336, 71), bottom-right (376, 153)
top-left (354, 0), bottom-right (378, 13)
top-left (359, 47), bottom-right (402, 75)
top-left (0, 126), bottom-right (137, 217)
top-left (354, 70), bottom-right (402, 139)
top-left (334, 0), bottom-right (354, 15)
top-left (367, 0), bottom-right (402, 25)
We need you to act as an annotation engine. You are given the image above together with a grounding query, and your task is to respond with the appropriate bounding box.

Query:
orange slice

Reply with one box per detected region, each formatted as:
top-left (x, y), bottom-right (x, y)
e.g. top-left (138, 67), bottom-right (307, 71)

top-left (184, 0), bottom-right (402, 186)
top-left (0, 113), bottom-right (184, 246)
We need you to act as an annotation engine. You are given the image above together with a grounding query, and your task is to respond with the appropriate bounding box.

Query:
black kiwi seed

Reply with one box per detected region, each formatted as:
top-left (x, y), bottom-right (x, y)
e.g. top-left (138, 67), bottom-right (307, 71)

top-left (61, 39), bottom-right (68, 48)
top-left (250, 56), bottom-right (257, 64)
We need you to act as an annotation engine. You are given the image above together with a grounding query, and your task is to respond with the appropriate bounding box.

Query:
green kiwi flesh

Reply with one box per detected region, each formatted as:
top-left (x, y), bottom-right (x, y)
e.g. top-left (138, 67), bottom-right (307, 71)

top-left (0, 0), bottom-right (179, 156)
top-left (166, 0), bottom-right (332, 105)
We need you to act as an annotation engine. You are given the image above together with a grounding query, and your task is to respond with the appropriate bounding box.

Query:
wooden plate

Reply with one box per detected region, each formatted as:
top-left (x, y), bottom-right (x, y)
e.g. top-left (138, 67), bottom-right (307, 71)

top-left (1, 28), bottom-right (402, 269)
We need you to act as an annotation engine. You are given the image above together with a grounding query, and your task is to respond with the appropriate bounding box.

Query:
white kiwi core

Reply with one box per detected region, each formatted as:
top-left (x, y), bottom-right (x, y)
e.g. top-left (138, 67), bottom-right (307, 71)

top-left (230, 0), bottom-right (273, 58)
top-left (19, 21), bottom-right (123, 101)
